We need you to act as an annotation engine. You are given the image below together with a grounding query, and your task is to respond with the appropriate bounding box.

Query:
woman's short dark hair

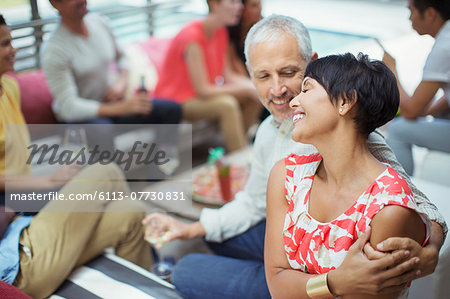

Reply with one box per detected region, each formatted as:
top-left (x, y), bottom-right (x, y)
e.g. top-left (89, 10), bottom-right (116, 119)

top-left (304, 53), bottom-right (399, 137)
top-left (413, 0), bottom-right (450, 20)
top-left (0, 15), bottom-right (6, 26)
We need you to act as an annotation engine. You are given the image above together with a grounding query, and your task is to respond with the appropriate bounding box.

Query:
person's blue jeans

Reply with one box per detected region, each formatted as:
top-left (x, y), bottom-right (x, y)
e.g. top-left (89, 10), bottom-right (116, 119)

top-left (113, 99), bottom-right (182, 125)
top-left (172, 221), bottom-right (270, 299)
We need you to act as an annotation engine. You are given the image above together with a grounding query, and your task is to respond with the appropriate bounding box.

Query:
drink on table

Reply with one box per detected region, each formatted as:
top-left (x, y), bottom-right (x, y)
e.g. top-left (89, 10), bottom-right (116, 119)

top-left (208, 147), bottom-right (232, 202)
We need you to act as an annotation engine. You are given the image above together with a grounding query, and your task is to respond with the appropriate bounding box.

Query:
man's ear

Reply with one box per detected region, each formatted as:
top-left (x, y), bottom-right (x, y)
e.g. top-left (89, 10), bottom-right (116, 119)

top-left (310, 52), bottom-right (318, 62)
top-left (424, 6), bottom-right (439, 22)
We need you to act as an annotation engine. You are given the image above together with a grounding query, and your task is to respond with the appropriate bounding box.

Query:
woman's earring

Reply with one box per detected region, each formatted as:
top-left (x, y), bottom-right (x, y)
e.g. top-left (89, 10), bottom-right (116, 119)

top-left (339, 108), bottom-right (343, 113)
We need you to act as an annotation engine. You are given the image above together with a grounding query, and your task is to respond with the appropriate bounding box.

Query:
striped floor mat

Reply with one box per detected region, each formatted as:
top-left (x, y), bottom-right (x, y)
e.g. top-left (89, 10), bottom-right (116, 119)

top-left (49, 253), bottom-right (181, 299)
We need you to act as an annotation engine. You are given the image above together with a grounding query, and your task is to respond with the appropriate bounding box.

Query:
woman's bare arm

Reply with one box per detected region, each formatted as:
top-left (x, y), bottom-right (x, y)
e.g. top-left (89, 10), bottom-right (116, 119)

top-left (266, 161), bottom-right (423, 298)
top-left (265, 160), bottom-right (311, 299)
top-left (184, 42), bottom-right (257, 101)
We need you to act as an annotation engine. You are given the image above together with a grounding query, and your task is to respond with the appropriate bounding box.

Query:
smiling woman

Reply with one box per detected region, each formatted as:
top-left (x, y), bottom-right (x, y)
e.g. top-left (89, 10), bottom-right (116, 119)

top-left (266, 52), bottom-right (431, 299)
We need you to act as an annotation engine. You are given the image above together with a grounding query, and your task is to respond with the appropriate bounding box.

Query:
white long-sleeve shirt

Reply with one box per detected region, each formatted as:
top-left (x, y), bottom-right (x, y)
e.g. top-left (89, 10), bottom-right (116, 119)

top-left (41, 13), bottom-right (129, 122)
top-left (200, 115), bottom-right (447, 242)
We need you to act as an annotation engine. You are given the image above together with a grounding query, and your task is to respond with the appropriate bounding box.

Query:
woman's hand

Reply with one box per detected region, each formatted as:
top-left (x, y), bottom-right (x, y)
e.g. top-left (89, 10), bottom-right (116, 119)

top-left (142, 213), bottom-right (206, 242)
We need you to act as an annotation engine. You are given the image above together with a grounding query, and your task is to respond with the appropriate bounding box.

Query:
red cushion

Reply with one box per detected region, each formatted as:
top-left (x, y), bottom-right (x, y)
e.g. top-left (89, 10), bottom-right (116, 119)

top-left (139, 37), bottom-right (172, 74)
top-left (0, 280), bottom-right (32, 299)
top-left (6, 71), bottom-right (57, 124)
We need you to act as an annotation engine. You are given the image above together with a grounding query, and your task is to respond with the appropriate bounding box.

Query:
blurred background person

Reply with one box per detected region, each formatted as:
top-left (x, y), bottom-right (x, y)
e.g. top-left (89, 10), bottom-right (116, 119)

top-left (384, 0), bottom-right (450, 175)
top-left (153, 0), bottom-right (261, 152)
top-left (227, 0), bottom-right (262, 76)
top-left (0, 14), bottom-right (152, 298)
top-left (41, 0), bottom-right (182, 126)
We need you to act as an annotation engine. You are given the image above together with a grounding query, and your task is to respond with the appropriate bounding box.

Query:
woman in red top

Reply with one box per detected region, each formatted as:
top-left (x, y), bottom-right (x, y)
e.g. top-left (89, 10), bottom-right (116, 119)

top-left (153, 0), bottom-right (261, 152)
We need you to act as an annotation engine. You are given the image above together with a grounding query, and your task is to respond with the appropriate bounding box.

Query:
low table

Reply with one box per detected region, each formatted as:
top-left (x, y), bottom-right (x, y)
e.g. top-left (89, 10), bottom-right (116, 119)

top-left (141, 146), bottom-right (253, 220)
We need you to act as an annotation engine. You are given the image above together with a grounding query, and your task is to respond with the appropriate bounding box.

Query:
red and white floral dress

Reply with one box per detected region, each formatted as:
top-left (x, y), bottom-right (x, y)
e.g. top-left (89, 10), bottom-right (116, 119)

top-left (283, 153), bottom-right (430, 296)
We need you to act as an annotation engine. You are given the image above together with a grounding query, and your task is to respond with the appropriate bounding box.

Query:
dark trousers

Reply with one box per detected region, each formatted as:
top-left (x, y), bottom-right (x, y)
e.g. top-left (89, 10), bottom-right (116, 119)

top-left (171, 221), bottom-right (270, 299)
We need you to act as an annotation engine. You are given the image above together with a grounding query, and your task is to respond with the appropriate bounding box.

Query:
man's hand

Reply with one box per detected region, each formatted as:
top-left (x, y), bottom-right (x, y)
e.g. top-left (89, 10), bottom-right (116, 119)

top-left (328, 226), bottom-right (420, 296)
top-left (142, 214), bottom-right (206, 242)
top-left (1, 206), bottom-right (16, 239)
top-left (2, 206), bottom-right (16, 221)
top-left (123, 93), bottom-right (152, 116)
top-left (367, 238), bottom-right (438, 278)
top-left (370, 222), bottom-right (443, 279)
top-left (104, 80), bottom-right (127, 102)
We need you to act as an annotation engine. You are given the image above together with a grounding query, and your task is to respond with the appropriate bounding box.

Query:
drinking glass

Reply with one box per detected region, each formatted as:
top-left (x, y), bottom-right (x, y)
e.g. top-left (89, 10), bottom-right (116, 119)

top-left (157, 144), bottom-right (180, 176)
top-left (62, 127), bottom-right (89, 164)
top-left (145, 210), bottom-right (174, 281)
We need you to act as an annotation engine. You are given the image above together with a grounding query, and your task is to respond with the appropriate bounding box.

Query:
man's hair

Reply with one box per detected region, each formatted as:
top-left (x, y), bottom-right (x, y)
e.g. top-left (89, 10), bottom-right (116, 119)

top-left (413, 0), bottom-right (450, 20)
top-left (0, 15), bottom-right (6, 26)
top-left (305, 53), bottom-right (399, 137)
top-left (244, 14), bottom-right (312, 67)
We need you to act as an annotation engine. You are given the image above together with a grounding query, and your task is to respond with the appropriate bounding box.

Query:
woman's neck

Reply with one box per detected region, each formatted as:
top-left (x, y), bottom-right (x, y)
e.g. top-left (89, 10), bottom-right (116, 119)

top-left (314, 129), bottom-right (383, 188)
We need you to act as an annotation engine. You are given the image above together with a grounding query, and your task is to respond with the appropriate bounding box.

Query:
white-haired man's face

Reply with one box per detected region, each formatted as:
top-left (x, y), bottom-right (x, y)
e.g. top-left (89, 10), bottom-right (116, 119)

top-left (247, 32), bottom-right (308, 124)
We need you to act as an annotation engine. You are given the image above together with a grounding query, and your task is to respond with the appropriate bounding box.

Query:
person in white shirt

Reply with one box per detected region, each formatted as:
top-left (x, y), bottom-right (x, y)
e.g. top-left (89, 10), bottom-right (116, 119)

top-left (385, 0), bottom-right (450, 175)
top-left (41, 0), bottom-right (181, 125)
top-left (143, 14), bottom-right (447, 299)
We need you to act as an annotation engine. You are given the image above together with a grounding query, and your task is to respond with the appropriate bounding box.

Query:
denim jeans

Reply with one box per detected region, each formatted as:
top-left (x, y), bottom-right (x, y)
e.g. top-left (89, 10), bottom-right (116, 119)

top-left (172, 221), bottom-right (270, 299)
top-left (113, 99), bottom-right (182, 126)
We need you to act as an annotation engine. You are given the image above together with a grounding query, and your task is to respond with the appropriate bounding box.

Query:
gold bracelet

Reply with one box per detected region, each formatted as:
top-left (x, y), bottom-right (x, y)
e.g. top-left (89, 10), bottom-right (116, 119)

top-left (306, 273), bottom-right (334, 298)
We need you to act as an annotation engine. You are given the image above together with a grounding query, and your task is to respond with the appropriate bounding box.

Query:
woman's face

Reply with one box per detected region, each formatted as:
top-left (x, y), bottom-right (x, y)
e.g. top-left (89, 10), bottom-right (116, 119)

top-left (0, 25), bottom-right (16, 76)
top-left (212, 0), bottom-right (243, 26)
top-left (242, 0), bottom-right (262, 25)
top-left (290, 77), bottom-right (339, 143)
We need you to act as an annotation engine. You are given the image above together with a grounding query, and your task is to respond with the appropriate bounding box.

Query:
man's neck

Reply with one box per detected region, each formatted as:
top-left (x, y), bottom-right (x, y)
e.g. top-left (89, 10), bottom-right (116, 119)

top-left (61, 16), bottom-right (88, 38)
